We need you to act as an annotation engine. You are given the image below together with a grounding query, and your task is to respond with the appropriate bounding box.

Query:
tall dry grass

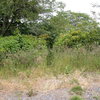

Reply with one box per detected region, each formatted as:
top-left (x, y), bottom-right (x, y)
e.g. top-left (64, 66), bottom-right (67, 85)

top-left (0, 46), bottom-right (100, 79)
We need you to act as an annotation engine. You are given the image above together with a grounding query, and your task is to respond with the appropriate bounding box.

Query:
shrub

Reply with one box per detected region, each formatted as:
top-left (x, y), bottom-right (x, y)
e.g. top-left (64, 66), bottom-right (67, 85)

top-left (55, 30), bottom-right (99, 48)
top-left (0, 35), bottom-right (46, 53)
top-left (70, 96), bottom-right (84, 100)
top-left (71, 86), bottom-right (84, 95)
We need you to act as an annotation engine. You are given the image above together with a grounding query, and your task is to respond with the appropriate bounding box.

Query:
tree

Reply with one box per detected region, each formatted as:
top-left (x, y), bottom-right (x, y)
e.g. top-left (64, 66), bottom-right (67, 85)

top-left (58, 11), bottom-right (99, 33)
top-left (0, 0), bottom-right (64, 36)
top-left (55, 11), bottom-right (100, 48)
top-left (91, 3), bottom-right (100, 21)
top-left (0, 0), bottom-right (39, 36)
top-left (91, 4), bottom-right (100, 45)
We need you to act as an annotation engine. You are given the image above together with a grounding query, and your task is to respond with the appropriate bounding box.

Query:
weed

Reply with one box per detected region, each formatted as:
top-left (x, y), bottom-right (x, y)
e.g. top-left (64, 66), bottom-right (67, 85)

top-left (65, 65), bottom-right (73, 74)
top-left (70, 96), bottom-right (84, 100)
top-left (0, 45), bottom-right (100, 78)
top-left (71, 86), bottom-right (84, 95)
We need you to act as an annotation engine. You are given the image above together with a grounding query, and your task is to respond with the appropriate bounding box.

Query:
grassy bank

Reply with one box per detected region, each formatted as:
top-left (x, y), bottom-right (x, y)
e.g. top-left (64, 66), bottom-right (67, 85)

top-left (0, 46), bottom-right (100, 79)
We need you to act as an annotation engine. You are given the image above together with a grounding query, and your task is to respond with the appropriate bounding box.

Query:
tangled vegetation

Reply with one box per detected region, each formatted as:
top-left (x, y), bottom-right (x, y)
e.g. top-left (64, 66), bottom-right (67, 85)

top-left (0, 0), bottom-right (100, 78)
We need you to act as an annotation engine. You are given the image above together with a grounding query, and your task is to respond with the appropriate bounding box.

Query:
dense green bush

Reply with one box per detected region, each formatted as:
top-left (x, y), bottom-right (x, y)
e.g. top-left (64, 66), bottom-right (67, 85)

top-left (0, 35), bottom-right (46, 70)
top-left (0, 35), bottom-right (46, 53)
top-left (55, 30), bottom-right (99, 48)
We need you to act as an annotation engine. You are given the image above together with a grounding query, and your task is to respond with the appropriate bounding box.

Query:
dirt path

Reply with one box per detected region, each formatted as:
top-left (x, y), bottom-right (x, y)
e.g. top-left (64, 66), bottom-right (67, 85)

top-left (0, 72), bottom-right (100, 100)
top-left (0, 86), bottom-right (100, 100)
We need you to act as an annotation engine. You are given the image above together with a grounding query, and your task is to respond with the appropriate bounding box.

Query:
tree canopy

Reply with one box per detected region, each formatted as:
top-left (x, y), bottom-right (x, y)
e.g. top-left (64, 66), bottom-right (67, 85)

top-left (0, 0), bottom-right (65, 36)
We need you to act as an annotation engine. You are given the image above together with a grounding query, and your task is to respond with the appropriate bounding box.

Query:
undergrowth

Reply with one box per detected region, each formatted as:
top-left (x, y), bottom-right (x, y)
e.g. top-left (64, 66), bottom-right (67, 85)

top-left (0, 46), bottom-right (100, 78)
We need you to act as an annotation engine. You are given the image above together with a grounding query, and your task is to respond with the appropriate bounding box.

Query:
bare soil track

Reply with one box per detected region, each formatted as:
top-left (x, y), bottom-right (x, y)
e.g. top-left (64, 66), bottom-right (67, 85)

top-left (0, 72), bottom-right (100, 100)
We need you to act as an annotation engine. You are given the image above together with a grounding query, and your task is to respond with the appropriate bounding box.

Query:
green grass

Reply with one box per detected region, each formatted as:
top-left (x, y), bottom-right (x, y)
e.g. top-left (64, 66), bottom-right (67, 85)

top-left (0, 46), bottom-right (100, 78)
top-left (70, 96), bottom-right (84, 100)
top-left (70, 86), bottom-right (84, 95)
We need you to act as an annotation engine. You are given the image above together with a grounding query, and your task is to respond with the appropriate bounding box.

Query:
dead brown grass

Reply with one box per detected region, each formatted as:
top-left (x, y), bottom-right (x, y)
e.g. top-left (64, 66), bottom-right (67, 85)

top-left (0, 70), bottom-right (100, 95)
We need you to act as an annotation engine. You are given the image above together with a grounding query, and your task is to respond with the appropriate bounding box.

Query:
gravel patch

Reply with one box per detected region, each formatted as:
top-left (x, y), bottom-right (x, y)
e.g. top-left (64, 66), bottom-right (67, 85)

top-left (0, 86), bottom-right (100, 100)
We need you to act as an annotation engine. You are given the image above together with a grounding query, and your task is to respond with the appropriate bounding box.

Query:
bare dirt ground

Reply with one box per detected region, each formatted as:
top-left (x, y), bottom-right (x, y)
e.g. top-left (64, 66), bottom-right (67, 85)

top-left (0, 71), bottom-right (100, 100)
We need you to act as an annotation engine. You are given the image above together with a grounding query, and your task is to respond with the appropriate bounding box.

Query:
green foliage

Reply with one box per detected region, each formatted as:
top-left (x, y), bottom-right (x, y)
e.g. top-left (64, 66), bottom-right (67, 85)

top-left (0, 0), bottom-right (39, 35)
top-left (55, 29), bottom-right (99, 48)
top-left (0, 2), bottom-right (100, 77)
top-left (0, 0), bottom-right (65, 36)
top-left (70, 96), bottom-right (84, 100)
top-left (61, 11), bottom-right (98, 33)
top-left (65, 65), bottom-right (73, 74)
top-left (0, 46), bottom-right (100, 78)
top-left (0, 35), bottom-right (46, 53)
top-left (53, 47), bottom-right (100, 73)
top-left (46, 49), bottom-right (54, 66)
top-left (71, 86), bottom-right (84, 95)
top-left (54, 11), bottom-right (100, 48)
